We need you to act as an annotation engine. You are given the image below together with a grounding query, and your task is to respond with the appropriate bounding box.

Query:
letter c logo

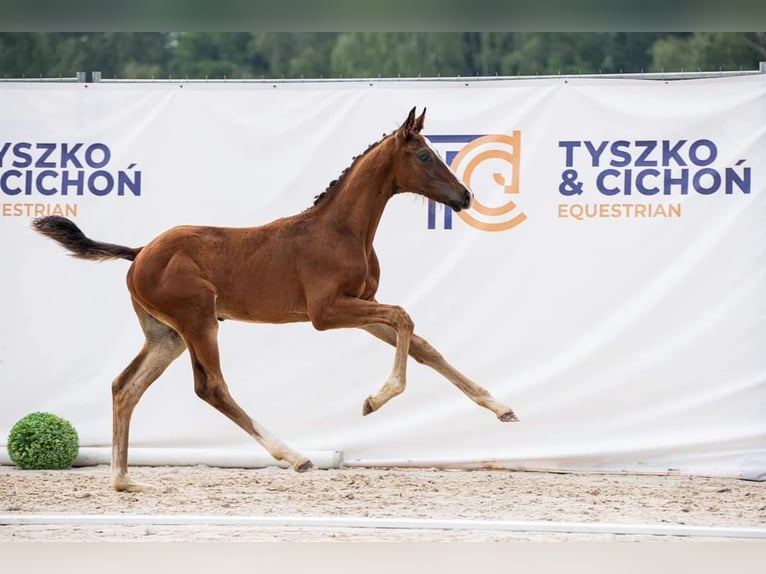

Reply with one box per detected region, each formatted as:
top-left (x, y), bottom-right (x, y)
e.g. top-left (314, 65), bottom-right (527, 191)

top-left (450, 132), bottom-right (526, 232)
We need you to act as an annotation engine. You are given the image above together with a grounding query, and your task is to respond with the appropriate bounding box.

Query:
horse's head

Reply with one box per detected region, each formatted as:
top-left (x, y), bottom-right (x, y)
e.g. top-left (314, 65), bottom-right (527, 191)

top-left (390, 107), bottom-right (473, 212)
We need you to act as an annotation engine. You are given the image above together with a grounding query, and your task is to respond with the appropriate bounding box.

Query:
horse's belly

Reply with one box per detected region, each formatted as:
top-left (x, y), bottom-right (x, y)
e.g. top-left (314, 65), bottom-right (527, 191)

top-left (215, 295), bottom-right (309, 325)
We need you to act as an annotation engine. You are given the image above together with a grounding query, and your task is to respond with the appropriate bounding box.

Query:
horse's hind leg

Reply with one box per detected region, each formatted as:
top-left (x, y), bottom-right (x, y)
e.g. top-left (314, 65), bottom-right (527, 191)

top-left (174, 297), bottom-right (313, 472)
top-left (112, 301), bottom-right (186, 492)
top-left (361, 324), bottom-right (518, 422)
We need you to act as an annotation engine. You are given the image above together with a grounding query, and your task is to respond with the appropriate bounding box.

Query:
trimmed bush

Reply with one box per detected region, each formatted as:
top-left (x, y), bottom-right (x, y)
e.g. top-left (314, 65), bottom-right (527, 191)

top-left (7, 412), bottom-right (79, 470)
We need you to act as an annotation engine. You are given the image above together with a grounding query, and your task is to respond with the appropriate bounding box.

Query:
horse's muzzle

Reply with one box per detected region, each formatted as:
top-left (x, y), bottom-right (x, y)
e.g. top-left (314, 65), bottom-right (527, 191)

top-left (452, 187), bottom-right (472, 212)
top-left (462, 188), bottom-right (473, 210)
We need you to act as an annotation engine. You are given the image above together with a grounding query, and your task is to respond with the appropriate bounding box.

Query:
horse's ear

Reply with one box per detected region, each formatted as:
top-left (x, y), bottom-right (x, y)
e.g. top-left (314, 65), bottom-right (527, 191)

top-left (397, 107), bottom-right (418, 140)
top-left (413, 107), bottom-right (426, 133)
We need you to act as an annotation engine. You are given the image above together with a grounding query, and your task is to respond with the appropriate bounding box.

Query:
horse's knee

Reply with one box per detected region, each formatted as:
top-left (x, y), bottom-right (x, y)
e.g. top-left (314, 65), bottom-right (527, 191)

top-left (390, 305), bottom-right (414, 334)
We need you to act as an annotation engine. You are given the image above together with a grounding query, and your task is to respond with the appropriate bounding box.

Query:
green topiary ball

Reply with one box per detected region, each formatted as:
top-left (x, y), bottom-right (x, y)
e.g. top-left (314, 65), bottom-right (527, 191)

top-left (7, 412), bottom-right (80, 470)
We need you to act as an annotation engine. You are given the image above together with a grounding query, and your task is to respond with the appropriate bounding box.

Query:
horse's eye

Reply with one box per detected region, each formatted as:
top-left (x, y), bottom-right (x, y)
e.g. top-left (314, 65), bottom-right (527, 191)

top-left (417, 151), bottom-right (431, 162)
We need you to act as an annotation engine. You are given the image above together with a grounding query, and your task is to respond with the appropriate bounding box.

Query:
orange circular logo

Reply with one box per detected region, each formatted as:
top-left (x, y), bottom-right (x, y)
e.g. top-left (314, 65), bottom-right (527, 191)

top-left (450, 132), bottom-right (526, 232)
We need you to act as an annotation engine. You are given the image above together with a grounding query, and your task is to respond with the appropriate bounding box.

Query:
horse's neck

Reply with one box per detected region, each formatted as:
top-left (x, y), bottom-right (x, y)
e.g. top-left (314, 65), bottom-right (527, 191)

top-left (317, 149), bottom-right (394, 249)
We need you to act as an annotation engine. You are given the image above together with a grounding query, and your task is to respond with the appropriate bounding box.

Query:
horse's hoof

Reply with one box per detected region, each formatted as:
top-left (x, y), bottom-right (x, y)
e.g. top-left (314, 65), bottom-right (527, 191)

top-left (113, 475), bottom-right (154, 493)
top-left (294, 459), bottom-right (314, 473)
top-left (498, 410), bottom-right (519, 422)
top-left (362, 396), bottom-right (375, 416)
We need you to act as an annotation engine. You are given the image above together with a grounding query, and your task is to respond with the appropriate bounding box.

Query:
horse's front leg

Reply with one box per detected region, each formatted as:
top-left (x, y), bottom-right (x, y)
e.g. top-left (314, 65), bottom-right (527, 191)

top-left (308, 296), bottom-right (414, 415)
top-left (361, 324), bottom-right (518, 422)
top-left (360, 305), bottom-right (413, 416)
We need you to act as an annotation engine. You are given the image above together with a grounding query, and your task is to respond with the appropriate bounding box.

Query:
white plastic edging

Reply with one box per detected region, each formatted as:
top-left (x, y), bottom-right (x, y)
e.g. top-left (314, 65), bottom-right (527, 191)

top-left (1, 514), bottom-right (765, 539)
top-left (0, 447), bottom-right (344, 470)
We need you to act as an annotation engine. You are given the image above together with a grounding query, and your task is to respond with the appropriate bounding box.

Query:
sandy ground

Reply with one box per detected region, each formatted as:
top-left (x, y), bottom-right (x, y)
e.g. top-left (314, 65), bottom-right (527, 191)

top-left (1, 464), bottom-right (764, 542)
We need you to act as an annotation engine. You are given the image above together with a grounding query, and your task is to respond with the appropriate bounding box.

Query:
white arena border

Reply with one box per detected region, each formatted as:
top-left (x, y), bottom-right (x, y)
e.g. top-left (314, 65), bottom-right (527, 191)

top-left (2, 514), bottom-right (766, 539)
top-left (0, 447), bottom-right (344, 470)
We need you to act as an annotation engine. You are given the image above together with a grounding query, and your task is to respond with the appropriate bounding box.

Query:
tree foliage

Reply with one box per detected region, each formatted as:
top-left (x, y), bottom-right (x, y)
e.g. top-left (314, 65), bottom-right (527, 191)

top-left (0, 32), bottom-right (763, 80)
top-left (649, 33), bottom-right (766, 72)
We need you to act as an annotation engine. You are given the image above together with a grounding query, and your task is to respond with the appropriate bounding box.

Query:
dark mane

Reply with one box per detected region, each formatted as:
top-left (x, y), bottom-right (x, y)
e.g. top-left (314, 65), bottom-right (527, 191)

top-left (309, 131), bottom-right (393, 209)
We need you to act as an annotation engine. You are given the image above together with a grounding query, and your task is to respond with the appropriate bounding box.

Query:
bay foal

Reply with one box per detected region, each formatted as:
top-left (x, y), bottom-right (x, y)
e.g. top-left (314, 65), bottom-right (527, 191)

top-left (32, 108), bottom-right (518, 492)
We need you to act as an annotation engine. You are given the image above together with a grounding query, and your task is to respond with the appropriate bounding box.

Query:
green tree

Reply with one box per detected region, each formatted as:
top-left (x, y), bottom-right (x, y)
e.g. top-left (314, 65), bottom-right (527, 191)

top-left (0, 33), bottom-right (53, 77)
top-left (649, 33), bottom-right (766, 72)
top-left (1, 32), bottom-right (763, 82)
top-left (0, 33), bottom-right (171, 79)
top-left (495, 33), bottom-right (662, 76)
top-left (330, 33), bottom-right (470, 78)
top-left (248, 33), bottom-right (338, 78)
top-left (168, 32), bottom-right (253, 79)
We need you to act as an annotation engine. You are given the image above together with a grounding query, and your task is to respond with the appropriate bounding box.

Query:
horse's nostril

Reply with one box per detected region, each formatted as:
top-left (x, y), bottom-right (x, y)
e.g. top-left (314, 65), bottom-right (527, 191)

top-left (463, 189), bottom-right (472, 209)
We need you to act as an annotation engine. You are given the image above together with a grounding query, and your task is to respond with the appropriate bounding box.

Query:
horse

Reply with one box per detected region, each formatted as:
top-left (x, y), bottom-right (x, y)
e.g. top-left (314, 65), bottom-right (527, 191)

top-left (31, 107), bottom-right (518, 492)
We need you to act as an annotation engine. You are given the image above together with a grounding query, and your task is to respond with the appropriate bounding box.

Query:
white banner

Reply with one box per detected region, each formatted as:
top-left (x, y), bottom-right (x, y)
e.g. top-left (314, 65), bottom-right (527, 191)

top-left (1, 76), bottom-right (764, 479)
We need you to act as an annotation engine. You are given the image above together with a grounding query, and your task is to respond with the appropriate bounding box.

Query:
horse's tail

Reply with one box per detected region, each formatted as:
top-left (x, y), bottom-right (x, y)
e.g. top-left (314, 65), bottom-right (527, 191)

top-left (32, 216), bottom-right (142, 262)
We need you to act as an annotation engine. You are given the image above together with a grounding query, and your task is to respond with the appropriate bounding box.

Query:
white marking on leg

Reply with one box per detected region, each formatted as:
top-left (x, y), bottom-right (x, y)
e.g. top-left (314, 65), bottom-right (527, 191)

top-left (366, 374), bottom-right (405, 413)
top-left (249, 422), bottom-right (312, 471)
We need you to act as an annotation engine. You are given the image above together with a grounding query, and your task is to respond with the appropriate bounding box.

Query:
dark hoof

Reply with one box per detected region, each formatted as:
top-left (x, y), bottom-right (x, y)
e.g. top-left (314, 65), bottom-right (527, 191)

top-left (498, 410), bottom-right (519, 422)
top-left (294, 459), bottom-right (314, 473)
top-left (362, 397), bottom-right (375, 416)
